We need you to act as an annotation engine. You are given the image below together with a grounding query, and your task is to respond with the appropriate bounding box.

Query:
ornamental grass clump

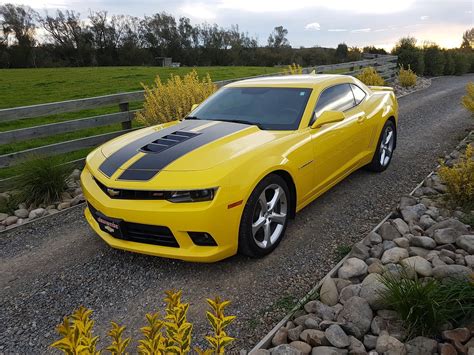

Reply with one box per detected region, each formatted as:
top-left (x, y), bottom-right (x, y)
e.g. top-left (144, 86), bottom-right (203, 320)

top-left (398, 65), bottom-right (417, 88)
top-left (438, 144), bottom-right (474, 208)
top-left (13, 154), bottom-right (73, 206)
top-left (356, 67), bottom-right (385, 86)
top-left (378, 271), bottom-right (474, 339)
top-left (462, 82), bottom-right (474, 115)
top-left (285, 63), bottom-right (303, 75)
top-left (136, 70), bottom-right (216, 126)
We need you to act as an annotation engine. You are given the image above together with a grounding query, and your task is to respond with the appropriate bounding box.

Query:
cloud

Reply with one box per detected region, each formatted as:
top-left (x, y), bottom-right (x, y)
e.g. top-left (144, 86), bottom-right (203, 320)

top-left (305, 22), bottom-right (321, 30)
top-left (180, 3), bottom-right (216, 19)
top-left (328, 29), bottom-right (348, 32)
top-left (352, 28), bottom-right (371, 33)
top-left (420, 15), bottom-right (429, 20)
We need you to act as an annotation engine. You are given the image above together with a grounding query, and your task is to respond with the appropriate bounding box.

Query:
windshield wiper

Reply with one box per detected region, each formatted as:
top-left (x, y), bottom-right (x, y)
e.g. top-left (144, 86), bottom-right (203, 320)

top-left (185, 116), bottom-right (201, 120)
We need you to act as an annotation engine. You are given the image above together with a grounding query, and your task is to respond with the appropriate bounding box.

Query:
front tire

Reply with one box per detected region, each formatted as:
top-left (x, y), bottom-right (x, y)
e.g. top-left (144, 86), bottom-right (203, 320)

top-left (366, 120), bottom-right (396, 172)
top-left (238, 174), bottom-right (290, 258)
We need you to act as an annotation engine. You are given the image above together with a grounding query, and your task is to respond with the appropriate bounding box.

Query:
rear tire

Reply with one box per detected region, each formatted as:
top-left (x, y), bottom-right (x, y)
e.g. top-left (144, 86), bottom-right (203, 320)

top-left (366, 120), bottom-right (396, 172)
top-left (238, 174), bottom-right (290, 258)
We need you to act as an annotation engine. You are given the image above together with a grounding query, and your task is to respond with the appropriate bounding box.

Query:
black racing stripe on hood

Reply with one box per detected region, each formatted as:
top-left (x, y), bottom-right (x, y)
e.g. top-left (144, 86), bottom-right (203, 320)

top-left (117, 121), bottom-right (250, 181)
top-left (99, 120), bottom-right (208, 177)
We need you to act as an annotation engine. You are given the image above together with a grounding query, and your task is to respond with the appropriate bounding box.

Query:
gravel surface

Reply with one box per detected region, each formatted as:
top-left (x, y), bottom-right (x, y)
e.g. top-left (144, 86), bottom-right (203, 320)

top-left (1, 74), bottom-right (473, 354)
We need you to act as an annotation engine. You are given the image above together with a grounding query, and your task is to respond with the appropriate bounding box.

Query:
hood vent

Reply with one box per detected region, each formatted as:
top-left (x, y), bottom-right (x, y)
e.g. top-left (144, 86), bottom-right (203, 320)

top-left (140, 130), bottom-right (200, 153)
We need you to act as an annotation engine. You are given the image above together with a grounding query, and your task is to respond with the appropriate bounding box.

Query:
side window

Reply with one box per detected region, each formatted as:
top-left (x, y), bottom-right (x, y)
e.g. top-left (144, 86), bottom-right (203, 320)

top-left (313, 84), bottom-right (355, 123)
top-left (351, 84), bottom-right (366, 105)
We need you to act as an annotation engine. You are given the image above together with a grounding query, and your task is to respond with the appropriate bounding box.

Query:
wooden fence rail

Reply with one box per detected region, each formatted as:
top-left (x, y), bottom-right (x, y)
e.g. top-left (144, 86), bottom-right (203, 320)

top-left (0, 53), bottom-right (397, 187)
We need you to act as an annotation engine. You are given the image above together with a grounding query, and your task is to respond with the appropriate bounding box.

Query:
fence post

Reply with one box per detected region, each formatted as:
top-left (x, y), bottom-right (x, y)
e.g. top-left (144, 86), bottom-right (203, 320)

top-left (119, 102), bottom-right (132, 130)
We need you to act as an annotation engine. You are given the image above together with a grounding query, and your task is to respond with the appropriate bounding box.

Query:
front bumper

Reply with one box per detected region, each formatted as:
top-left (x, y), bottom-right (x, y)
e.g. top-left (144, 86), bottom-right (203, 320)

top-left (81, 167), bottom-right (243, 262)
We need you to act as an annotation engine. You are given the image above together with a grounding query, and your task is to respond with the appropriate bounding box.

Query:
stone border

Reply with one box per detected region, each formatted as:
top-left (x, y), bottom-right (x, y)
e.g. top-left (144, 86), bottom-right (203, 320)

top-left (250, 130), bottom-right (473, 354)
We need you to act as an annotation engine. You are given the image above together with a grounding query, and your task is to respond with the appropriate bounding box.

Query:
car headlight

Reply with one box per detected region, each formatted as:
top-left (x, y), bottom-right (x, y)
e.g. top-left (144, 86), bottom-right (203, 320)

top-left (166, 188), bottom-right (217, 203)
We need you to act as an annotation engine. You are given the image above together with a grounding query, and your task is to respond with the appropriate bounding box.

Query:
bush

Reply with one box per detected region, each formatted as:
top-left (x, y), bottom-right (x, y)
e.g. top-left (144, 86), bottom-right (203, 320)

top-left (12, 154), bottom-right (73, 206)
top-left (462, 82), bottom-right (474, 114)
top-left (285, 63), bottom-right (303, 74)
top-left (0, 193), bottom-right (19, 214)
top-left (438, 144), bottom-right (474, 208)
top-left (423, 45), bottom-right (445, 76)
top-left (392, 37), bottom-right (425, 75)
top-left (378, 272), bottom-right (474, 338)
top-left (136, 70), bottom-right (217, 126)
top-left (453, 52), bottom-right (470, 75)
top-left (356, 67), bottom-right (385, 86)
top-left (444, 51), bottom-right (456, 75)
top-left (398, 65), bottom-right (417, 87)
top-left (52, 290), bottom-right (235, 354)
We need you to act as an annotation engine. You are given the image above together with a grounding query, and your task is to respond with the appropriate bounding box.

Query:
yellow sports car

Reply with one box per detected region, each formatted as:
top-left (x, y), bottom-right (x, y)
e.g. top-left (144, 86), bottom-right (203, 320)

top-left (81, 74), bottom-right (398, 262)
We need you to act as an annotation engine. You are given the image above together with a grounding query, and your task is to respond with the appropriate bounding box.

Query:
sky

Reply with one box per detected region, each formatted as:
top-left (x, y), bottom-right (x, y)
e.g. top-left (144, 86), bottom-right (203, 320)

top-left (4, 0), bottom-right (474, 50)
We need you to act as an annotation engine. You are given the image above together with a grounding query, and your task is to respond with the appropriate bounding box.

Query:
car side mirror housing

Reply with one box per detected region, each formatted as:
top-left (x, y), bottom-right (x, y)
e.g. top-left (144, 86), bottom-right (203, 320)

top-left (191, 103), bottom-right (199, 111)
top-left (311, 110), bottom-right (345, 129)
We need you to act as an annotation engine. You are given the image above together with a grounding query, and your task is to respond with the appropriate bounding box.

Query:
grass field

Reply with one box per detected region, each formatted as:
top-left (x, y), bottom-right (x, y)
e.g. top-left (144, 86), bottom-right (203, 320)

top-left (0, 66), bottom-right (282, 179)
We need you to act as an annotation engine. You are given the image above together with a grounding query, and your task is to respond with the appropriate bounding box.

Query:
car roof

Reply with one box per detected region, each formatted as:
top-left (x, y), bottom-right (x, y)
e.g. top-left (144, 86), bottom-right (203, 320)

top-left (225, 74), bottom-right (355, 89)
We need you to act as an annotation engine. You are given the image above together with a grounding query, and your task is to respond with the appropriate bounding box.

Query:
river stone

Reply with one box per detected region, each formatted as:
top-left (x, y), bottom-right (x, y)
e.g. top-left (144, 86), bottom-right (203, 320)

top-left (401, 204), bottom-right (427, 223)
top-left (4, 215), bottom-right (18, 226)
top-left (14, 208), bottom-right (29, 218)
top-left (57, 202), bottom-right (71, 210)
top-left (400, 256), bottom-right (433, 277)
top-left (405, 336), bottom-right (438, 354)
top-left (442, 328), bottom-right (471, 343)
top-left (410, 236), bottom-right (436, 249)
top-left (432, 265), bottom-right (471, 280)
top-left (311, 347), bottom-right (348, 355)
top-left (304, 317), bottom-right (320, 329)
top-left (456, 235), bottom-right (474, 254)
top-left (325, 324), bottom-right (350, 348)
top-left (381, 247), bottom-right (408, 264)
top-left (29, 208), bottom-right (46, 219)
top-left (392, 218), bottom-right (410, 235)
top-left (363, 335), bottom-right (378, 350)
top-left (350, 243), bottom-right (370, 260)
top-left (438, 343), bottom-right (457, 355)
top-left (359, 273), bottom-right (387, 310)
top-left (409, 223), bottom-right (424, 236)
top-left (426, 218), bottom-right (469, 237)
top-left (379, 222), bottom-right (401, 241)
top-left (320, 277), bottom-right (339, 306)
top-left (337, 297), bottom-right (373, 339)
top-left (394, 237), bottom-right (410, 248)
top-left (70, 194), bottom-right (85, 206)
top-left (433, 228), bottom-right (459, 244)
top-left (334, 279), bottom-right (352, 292)
top-left (288, 325), bottom-right (304, 342)
top-left (0, 212), bottom-right (8, 222)
top-left (426, 207), bottom-right (440, 220)
top-left (300, 329), bottom-right (330, 346)
top-left (348, 336), bottom-right (366, 354)
top-left (439, 249), bottom-right (456, 260)
top-left (367, 231), bottom-right (382, 245)
top-left (304, 301), bottom-right (336, 321)
top-left (272, 327), bottom-right (288, 346)
top-left (375, 333), bottom-right (406, 354)
top-left (339, 284), bottom-right (361, 304)
top-left (271, 344), bottom-right (303, 355)
top-left (370, 244), bottom-right (384, 259)
top-left (408, 246), bottom-right (430, 258)
top-left (368, 260), bottom-right (385, 274)
top-left (399, 195), bottom-right (417, 209)
top-left (419, 215), bottom-right (436, 229)
top-left (383, 240), bottom-right (397, 251)
top-left (289, 341), bottom-right (312, 355)
top-left (465, 255), bottom-right (474, 267)
top-left (294, 313), bottom-right (321, 326)
top-left (338, 258), bottom-right (368, 279)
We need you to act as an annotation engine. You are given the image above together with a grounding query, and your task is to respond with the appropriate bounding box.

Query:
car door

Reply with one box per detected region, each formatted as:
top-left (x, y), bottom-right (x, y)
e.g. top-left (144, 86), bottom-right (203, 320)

top-left (310, 83), bottom-right (368, 195)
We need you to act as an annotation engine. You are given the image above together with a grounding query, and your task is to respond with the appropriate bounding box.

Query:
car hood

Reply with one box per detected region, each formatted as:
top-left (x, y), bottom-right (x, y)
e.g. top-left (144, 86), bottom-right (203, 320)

top-left (97, 119), bottom-right (284, 182)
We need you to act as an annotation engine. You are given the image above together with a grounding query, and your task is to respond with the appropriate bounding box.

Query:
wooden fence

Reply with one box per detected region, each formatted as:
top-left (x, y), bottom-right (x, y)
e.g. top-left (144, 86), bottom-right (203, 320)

top-left (0, 53), bottom-right (397, 188)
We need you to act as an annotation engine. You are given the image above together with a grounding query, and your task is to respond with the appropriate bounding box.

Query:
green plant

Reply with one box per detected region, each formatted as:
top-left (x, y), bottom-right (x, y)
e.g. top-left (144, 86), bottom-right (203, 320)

top-left (462, 82), bottom-right (474, 115)
top-left (285, 63), bottom-right (303, 75)
top-left (378, 271), bottom-right (474, 338)
top-left (398, 65), bottom-right (417, 87)
top-left (355, 67), bottom-right (385, 86)
top-left (0, 193), bottom-right (19, 214)
top-left (453, 51), bottom-right (470, 75)
top-left (438, 144), bottom-right (474, 208)
top-left (423, 44), bottom-right (446, 76)
top-left (392, 37), bottom-right (425, 75)
top-left (12, 154), bottom-right (73, 206)
top-left (335, 244), bottom-right (352, 261)
top-left (136, 70), bottom-right (217, 126)
top-left (444, 51), bottom-right (456, 75)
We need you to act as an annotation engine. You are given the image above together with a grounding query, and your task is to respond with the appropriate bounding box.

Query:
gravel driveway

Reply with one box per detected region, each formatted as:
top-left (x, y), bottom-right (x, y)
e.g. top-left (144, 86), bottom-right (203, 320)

top-left (1, 75), bottom-right (473, 354)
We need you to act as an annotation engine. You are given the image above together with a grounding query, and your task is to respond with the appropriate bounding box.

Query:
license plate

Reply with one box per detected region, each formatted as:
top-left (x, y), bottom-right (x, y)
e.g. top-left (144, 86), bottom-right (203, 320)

top-left (96, 213), bottom-right (123, 239)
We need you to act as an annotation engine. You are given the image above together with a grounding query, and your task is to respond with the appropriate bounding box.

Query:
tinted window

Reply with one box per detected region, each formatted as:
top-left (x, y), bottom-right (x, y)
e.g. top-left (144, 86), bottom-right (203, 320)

top-left (190, 87), bottom-right (312, 130)
top-left (351, 84), bottom-right (366, 105)
top-left (314, 84), bottom-right (355, 121)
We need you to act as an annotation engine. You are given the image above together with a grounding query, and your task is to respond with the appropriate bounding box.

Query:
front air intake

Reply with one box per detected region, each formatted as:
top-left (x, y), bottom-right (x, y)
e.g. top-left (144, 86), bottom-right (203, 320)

top-left (140, 131), bottom-right (200, 153)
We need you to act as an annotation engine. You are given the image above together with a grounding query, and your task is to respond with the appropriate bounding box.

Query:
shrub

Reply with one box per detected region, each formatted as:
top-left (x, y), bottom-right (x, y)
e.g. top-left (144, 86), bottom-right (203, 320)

top-left (51, 290), bottom-right (236, 354)
top-left (0, 193), bottom-right (19, 214)
top-left (356, 67), bottom-right (385, 86)
top-left (378, 272), bottom-right (474, 338)
top-left (398, 65), bottom-right (417, 87)
top-left (285, 63), bottom-right (303, 75)
top-left (439, 144), bottom-right (474, 208)
top-left (392, 37), bottom-right (425, 75)
top-left (462, 82), bottom-right (474, 114)
top-left (453, 51), bottom-right (470, 75)
top-left (136, 70), bottom-right (217, 126)
top-left (423, 44), bottom-right (446, 76)
top-left (12, 154), bottom-right (73, 206)
top-left (444, 51), bottom-right (456, 75)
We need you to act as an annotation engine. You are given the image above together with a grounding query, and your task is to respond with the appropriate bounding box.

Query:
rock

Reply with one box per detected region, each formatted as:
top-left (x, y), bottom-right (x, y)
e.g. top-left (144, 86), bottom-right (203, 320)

top-left (379, 222), bottom-right (402, 241)
top-left (442, 328), bottom-right (471, 343)
top-left (288, 325), bottom-right (304, 342)
top-left (272, 328), bottom-right (288, 346)
top-left (321, 278), bottom-right (339, 306)
top-left (410, 236), bottom-right (436, 249)
top-left (289, 341), bottom-right (312, 354)
top-left (432, 265), bottom-right (471, 280)
top-left (400, 256), bottom-right (433, 277)
top-left (319, 321), bottom-right (343, 331)
top-left (456, 235), bottom-right (474, 254)
top-left (338, 258), bottom-right (368, 279)
top-left (377, 310), bottom-right (399, 320)
top-left (304, 317), bottom-right (320, 329)
top-left (325, 325), bottom-right (350, 348)
top-left (368, 261), bottom-right (385, 275)
top-left (419, 215), bottom-right (436, 229)
top-left (304, 301), bottom-right (336, 321)
top-left (426, 219), bottom-right (469, 237)
top-left (359, 274), bottom-right (387, 310)
top-left (392, 219), bottom-right (410, 235)
top-left (367, 232), bottom-right (382, 245)
top-left (394, 238), bottom-right (409, 248)
top-left (383, 241), bottom-right (397, 251)
top-left (399, 196), bottom-right (417, 209)
top-left (300, 329), bottom-right (329, 347)
top-left (28, 208), bottom-right (46, 219)
top-left (370, 244), bottom-right (384, 259)
top-left (348, 336), bottom-right (366, 354)
top-left (433, 228), bottom-right (459, 244)
top-left (286, 321), bottom-right (295, 329)
top-left (455, 255), bottom-right (466, 265)
top-left (405, 336), bottom-right (437, 354)
top-left (294, 314), bottom-right (320, 327)
top-left (456, 248), bottom-right (469, 256)
top-left (335, 279), bottom-right (353, 292)
top-left (339, 284), bottom-right (362, 304)
top-left (408, 247), bottom-right (430, 258)
top-left (57, 202), bottom-right (71, 210)
top-left (0, 212), bottom-right (8, 222)
top-left (270, 344), bottom-right (303, 355)
top-left (363, 335), bottom-right (378, 350)
top-left (350, 243), bottom-right (370, 261)
top-left (438, 343), bottom-right (457, 355)
top-left (14, 208), bottom-right (29, 218)
top-left (383, 263), bottom-right (403, 278)
top-left (375, 333), bottom-right (406, 354)
top-left (439, 255), bottom-right (455, 264)
top-left (73, 187), bottom-right (83, 196)
top-left (47, 209), bottom-right (59, 215)
top-left (401, 204), bottom-right (427, 224)
top-left (70, 194), bottom-right (85, 206)
top-left (311, 347), bottom-right (348, 355)
top-left (381, 248), bottom-right (409, 264)
top-left (61, 191), bottom-right (73, 200)
top-left (4, 215), bottom-right (18, 226)
top-left (439, 249), bottom-right (456, 260)
top-left (426, 207), bottom-right (440, 220)
top-left (465, 255), bottom-right (474, 268)
top-left (337, 297), bottom-right (373, 339)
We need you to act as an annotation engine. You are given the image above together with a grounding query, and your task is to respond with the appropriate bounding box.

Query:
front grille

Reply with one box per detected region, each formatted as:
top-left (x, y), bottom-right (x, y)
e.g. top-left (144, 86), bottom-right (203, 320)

top-left (94, 177), bottom-right (166, 200)
top-left (88, 203), bottom-right (179, 248)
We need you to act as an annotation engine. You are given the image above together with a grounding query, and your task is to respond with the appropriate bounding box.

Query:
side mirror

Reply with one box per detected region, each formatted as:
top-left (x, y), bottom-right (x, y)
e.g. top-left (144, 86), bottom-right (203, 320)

top-left (311, 110), bottom-right (345, 129)
top-left (191, 103), bottom-right (199, 111)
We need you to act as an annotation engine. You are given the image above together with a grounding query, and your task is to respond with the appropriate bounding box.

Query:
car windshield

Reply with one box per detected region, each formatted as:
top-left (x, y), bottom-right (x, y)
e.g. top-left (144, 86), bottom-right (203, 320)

top-left (187, 87), bottom-right (312, 130)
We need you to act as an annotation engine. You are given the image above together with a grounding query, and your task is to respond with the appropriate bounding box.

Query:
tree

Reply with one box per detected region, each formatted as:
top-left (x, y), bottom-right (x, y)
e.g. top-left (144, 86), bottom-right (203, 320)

top-left (363, 46), bottom-right (387, 55)
top-left (461, 28), bottom-right (474, 50)
top-left (392, 37), bottom-right (425, 75)
top-left (335, 43), bottom-right (348, 62)
top-left (423, 43), bottom-right (445, 76)
top-left (267, 26), bottom-right (290, 48)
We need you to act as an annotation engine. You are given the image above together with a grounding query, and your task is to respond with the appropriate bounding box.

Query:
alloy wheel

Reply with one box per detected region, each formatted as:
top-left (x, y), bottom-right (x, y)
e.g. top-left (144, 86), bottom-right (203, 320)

top-left (380, 125), bottom-right (394, 167)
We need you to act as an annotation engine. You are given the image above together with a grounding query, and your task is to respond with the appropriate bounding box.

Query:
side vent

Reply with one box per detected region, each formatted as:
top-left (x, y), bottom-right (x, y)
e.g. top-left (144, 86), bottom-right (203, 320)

top-left (140, 131), bottom-right (200, 153)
